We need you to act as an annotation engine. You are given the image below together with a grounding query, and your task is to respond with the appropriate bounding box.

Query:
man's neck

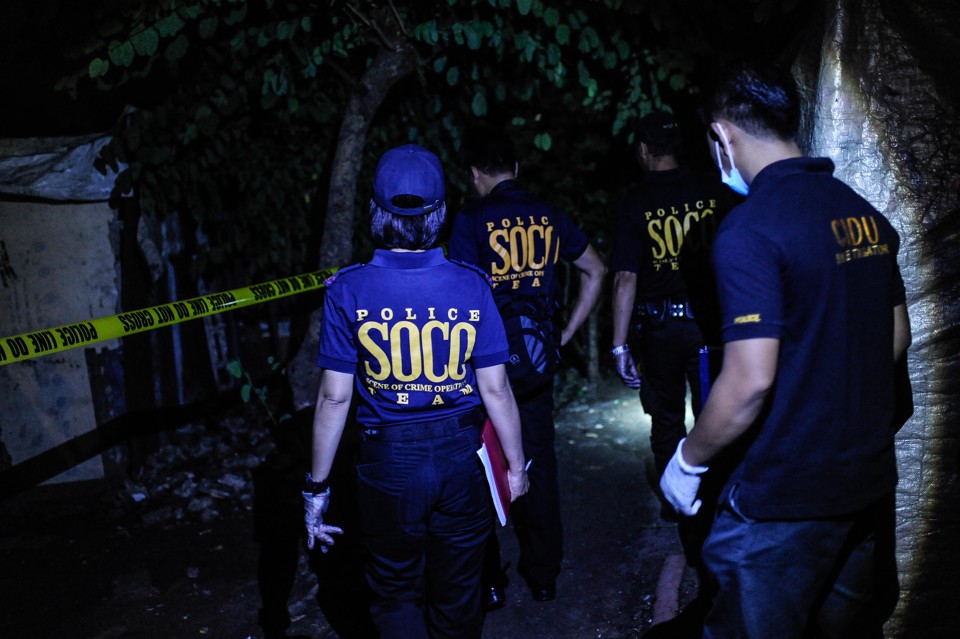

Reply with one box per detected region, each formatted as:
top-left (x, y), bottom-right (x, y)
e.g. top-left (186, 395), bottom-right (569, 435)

top-left (740, 138), bottom-right (803, 183)
top-left (475, 172), bottom-right (514, 196)
top-left (645, 155), bottom-right (680, 172)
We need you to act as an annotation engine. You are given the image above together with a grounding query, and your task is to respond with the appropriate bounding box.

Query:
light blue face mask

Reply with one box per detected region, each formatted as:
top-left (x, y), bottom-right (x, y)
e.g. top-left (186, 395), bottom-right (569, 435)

top-left (714, 130), bottom-right (750, 196)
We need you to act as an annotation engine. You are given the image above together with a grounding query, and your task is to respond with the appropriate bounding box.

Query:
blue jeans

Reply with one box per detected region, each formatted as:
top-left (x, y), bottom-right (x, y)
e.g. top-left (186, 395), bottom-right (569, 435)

top-left (356, 415), bottom-right (490, 639)
top-left (702, 488), bottom-right (898, 639)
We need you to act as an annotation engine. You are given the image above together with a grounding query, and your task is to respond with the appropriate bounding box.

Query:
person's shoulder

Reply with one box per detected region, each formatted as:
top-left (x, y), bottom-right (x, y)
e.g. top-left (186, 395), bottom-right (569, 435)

top-left (446, 258), bottom-right (496, 288)
top-left (323, 262), bottom-right (367, 288)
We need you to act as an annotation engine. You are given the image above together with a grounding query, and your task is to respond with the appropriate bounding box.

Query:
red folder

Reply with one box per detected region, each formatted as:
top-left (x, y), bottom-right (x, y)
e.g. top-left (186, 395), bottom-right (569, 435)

top-left (477, 417), bottom-right (510, 526)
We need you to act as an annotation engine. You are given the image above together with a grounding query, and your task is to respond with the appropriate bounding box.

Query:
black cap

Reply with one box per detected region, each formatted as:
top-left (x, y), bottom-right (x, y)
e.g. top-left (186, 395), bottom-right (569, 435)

top-left (636, 111), bottom-right (682, 148)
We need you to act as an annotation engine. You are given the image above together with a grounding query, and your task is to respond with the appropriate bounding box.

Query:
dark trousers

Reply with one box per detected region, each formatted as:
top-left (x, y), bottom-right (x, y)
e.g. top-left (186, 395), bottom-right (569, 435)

top-left (637, 313), bottom-right (714, 589)
top-left (637, 316), bottom-right (705, 477)
top-left (702, 490), bottom-right (899, 639)
top-left (513, 384), bottom-right (565, 585)
top-left (356, 417), bottom-right (490, 639)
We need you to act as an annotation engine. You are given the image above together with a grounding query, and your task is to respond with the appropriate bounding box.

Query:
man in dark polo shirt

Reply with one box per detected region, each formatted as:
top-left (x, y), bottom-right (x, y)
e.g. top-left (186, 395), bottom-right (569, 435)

top-left (661, 63), bottom-right (911, 638)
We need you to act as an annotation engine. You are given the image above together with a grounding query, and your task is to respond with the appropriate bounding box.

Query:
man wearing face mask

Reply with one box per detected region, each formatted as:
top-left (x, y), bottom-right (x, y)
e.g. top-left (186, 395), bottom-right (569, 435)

top-left (660, 62), bottom-right (910, 638)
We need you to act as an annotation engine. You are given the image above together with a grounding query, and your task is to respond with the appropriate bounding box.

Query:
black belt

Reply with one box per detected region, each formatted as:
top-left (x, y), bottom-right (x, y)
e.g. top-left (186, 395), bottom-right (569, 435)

top-left (637, 298), bottom-right (695, 321)
top-left (361, 409), bottom-right (483, 442)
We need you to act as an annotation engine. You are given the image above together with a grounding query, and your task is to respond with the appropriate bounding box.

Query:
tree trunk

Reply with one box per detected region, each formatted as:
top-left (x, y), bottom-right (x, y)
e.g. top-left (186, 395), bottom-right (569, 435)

top-left (288, 43), bottom-right (418, 410)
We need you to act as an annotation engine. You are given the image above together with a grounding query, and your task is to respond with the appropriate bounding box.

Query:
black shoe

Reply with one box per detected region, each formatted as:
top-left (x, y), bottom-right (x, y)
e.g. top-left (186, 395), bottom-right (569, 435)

top-left (484, 584), bottom-right (507, 611)
top-left (659, 504), bottom-right (680, 523)
top-left (529, 581), bottom-right (556, 602)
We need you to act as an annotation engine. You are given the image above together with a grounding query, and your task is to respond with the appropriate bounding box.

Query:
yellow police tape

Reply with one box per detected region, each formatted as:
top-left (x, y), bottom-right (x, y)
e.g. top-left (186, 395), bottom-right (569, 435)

top-left (0, 267), bottom-right (339, 367)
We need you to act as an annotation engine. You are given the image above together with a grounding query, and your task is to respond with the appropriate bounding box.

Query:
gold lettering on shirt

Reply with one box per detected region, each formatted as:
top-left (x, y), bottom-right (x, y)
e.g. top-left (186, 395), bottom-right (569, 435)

top-left (354, 306), bottom-right (479, 385)
top-left (733, 314), bottom-right (761, 324)
top-left (644, 200), bottom-right (718, 271)
top-left (486, 214), bottom-right (558, 281)
top-left (831, 214), bottom-right (887, 264)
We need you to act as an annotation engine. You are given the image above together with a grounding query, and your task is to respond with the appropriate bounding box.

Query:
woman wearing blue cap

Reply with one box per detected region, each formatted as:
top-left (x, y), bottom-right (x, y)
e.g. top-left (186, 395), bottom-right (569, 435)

top-left (303, 144), bottom-right (529, 638)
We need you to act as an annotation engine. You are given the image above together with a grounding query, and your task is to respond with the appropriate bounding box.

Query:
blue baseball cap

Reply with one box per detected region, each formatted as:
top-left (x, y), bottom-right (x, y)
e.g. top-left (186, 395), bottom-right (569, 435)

top-left (372, 144), bottom-right (445, 216)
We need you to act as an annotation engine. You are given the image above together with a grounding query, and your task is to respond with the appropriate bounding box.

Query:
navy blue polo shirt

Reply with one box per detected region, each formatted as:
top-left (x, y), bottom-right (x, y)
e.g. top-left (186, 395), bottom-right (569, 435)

top-left (712, 157), bottom-right (906, 519)
top-left (317, 248), bottom-right (509, 428)
top-left (448, 180), bottom-right (589, 306)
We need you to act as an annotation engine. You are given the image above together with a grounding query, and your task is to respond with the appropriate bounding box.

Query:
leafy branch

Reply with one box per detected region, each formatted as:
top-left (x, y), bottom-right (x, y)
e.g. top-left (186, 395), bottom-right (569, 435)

top-left (227, 356), bottom-right (291, 426)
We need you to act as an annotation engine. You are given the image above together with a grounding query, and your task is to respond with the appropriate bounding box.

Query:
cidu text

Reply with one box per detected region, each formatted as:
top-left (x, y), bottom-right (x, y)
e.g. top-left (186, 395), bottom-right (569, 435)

top-left (644, 201), bottom-right (718, 270)
top-left (486, 215), bottom-right (561, 287)
top-left (832, 214), bottom-right (890, 264)
top-left (355, 307), bottom-right (481, 383)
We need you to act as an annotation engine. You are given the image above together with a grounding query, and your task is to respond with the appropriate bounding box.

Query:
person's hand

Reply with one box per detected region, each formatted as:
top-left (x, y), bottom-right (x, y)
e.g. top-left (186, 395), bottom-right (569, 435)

top-left (659, 438), bottom-right (709, 516)
top-left (615, 352), bottom-right (641, 389)
top-left (303, 488), bottom-right (344, 552)
top-left (507, 468), bottom-right (530, 501)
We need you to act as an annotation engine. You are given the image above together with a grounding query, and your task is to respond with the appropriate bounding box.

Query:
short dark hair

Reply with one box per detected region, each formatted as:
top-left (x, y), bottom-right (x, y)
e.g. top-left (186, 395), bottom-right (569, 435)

top-left (461, 126), bottom-right (517, 176)
top-left (701, 62), bottom-right (800, 141)
top-left (369, 201), bottom-right (447, 250)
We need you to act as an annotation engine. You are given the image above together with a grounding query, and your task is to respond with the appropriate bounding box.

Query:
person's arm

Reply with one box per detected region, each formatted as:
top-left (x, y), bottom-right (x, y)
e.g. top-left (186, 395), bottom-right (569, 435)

top-left (611, 270), bottom-right (640, 388)
top-left (682, 337), bottom-right (779, 466)
top-left (659, 337), bottom-right (777, 516)
top-left (893, 303), bottom-right (911, 362)
top-left (304, 369), bottom-right (354, 550)
top-left (559, 244), bottom-right (607, 346)
top-left (476, 364), bottom-right (530, 501)
top-left (310, 369), bottom-right (355, 481)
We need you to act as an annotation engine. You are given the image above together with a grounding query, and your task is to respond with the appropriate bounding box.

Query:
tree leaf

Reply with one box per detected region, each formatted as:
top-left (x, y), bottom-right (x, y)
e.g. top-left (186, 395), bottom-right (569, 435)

top-left (164, 33), bottom-right (189, 62)
top-left (227, 360), bottom-right (243, 378)
top-left (225, 5), bottom-right (248, 26)
top-left (131, 27), bottom-right (160, 56)
top-left (198, 17), bottom-right (218, 39)
top-left (178, 3), bottom-right (202, 20)
top-left (89, 57), bottom-right (110, 79)
top-left (544, 7), bottom-right (560, 27)
top-left (465, 22), bottom-right (482, 50)
top-left (616, 39), bottom-right (630, 61)
top-left (156, 12), bottom-right (185, 38)
top-left (555, 24), bottom-right (570, 45)
top-left (471, 91), bottom-right (487, 116)
top-left (108, 40), bottom-right (135, 67)
top-left (517, 0), bottom-right (533, 16)
top-left (241, 384), bottom-right (252, 402)
top-left (603, 50), bottom-right (617, 69)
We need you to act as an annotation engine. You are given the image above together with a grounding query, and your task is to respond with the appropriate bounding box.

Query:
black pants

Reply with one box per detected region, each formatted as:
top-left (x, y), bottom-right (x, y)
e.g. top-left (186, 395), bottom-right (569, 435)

top-left (356, 414), bottom-right (490, 639)
top-left (637, 315), bottom-right (705, 477)
top-left (484, 383), bottom-right (563, 589)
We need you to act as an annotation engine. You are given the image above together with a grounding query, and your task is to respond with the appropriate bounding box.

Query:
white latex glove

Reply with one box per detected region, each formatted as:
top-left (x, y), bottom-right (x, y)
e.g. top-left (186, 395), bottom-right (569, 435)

top-left (303, 488), bottom-right (344, 552)
top-left (659, 438), bottom-right (709, 516)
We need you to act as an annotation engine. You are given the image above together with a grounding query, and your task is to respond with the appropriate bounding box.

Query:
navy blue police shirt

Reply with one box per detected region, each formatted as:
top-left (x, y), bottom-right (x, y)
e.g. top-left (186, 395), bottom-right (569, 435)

top-left (317, 248), bottom-right (509, 428)
top-left (609, 167), bottom-right (730, 302)
top-left (448, 180), bottom-right (589, 306)
top-left (712, 157), bottom-right (907, 519)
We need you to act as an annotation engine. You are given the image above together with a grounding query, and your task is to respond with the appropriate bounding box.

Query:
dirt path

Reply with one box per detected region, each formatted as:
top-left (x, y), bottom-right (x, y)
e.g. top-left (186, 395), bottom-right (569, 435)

top-left (0, 377), bottom-right (694, 639)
